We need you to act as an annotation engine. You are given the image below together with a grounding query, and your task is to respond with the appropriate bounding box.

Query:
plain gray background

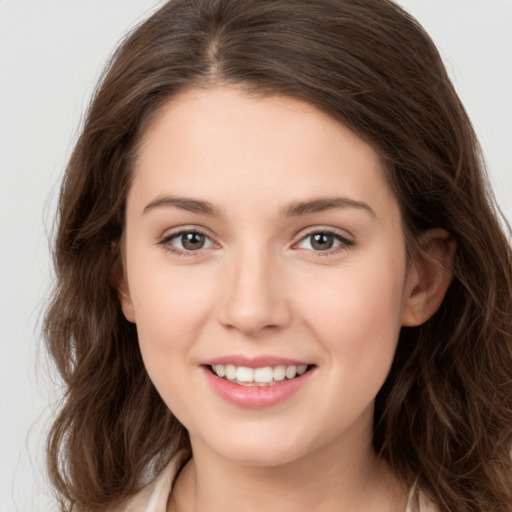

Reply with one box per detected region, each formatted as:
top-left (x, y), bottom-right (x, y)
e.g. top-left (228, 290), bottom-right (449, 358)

top-left (1, 1), bottom-right (511, 510)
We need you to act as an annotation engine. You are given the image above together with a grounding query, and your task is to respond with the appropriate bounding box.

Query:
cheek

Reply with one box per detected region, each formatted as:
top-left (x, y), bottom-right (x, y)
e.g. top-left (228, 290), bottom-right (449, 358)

top-left (128, 265), bottom-right (218, 418)
top-left (294, 262), bottom-right (406, 434)
top-left (128, 261), bottom-right (216, 362)
top-left (298, 253), bottom-right (407, 373)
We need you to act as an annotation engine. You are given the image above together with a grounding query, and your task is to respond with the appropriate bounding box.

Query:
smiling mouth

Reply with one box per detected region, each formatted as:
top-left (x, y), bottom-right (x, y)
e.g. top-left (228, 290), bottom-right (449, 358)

top-left (209, 364), bottom-right (313, 386)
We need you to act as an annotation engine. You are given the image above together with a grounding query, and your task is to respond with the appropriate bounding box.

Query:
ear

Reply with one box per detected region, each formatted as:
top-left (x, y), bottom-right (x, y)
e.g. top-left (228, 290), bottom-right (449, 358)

top-left (117, 272), bottom-right (136, 323)
top-left (401, 228), bottom-right (456, 327)
top-left (111, 245), bottom-right (136, 323)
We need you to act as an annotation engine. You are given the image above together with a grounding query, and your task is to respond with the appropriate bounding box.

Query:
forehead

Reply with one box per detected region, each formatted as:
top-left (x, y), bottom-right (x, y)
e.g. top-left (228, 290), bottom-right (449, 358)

top-left (129, 86), bottom-right (397, 219)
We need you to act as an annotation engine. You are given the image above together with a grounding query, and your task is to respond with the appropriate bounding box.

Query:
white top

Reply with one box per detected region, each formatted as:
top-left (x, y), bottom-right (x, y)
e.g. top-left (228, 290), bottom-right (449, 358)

top-left (118, 451), bottom-right (439, 512)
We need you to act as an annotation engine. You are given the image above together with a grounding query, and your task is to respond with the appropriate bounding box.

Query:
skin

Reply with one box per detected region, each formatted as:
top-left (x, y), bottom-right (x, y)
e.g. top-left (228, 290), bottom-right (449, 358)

top-left (118, 87), bottom-right (454, 511)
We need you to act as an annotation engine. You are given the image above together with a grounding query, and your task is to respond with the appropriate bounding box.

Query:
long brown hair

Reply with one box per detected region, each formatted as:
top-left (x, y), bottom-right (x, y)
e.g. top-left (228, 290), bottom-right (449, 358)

top-left (45, 0), bottom-right (512, 510)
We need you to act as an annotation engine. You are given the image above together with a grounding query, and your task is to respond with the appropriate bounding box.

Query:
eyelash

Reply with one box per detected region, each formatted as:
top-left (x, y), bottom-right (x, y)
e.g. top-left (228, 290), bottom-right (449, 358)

top-left (157, 228), bottom-right (214, 257)
top-left (157, 228), bottom-right (355, 257)
top-left (294, 229), bottom-right (355, 256)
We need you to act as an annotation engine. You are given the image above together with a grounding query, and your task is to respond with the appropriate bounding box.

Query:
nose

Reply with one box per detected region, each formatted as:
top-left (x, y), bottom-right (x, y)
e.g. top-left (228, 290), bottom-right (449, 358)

top-left (217, 246), bottom-right (291, 337)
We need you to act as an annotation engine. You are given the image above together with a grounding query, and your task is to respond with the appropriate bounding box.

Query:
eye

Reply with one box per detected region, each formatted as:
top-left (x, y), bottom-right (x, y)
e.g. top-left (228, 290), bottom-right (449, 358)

top-left (296, 230), bottom-right (353, 253)
top-left (159, 229), bottom-right (215, 254)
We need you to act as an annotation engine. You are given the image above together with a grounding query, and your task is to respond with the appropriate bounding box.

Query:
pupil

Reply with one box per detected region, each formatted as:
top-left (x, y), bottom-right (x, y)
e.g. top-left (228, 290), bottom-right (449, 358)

top-left (311, 233), bottom-right (333, 250)
top-left (182, 232), bottom-right (205, 250)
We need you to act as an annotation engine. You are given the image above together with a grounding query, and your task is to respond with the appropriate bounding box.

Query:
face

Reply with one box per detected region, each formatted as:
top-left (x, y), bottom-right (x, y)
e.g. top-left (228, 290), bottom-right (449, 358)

top-left (119, 86), bottom-right (418, 467)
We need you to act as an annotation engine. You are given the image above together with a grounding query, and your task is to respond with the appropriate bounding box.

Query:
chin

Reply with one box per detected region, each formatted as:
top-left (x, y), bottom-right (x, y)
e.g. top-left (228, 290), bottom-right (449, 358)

top-left (221, 444), bottom-right (308, 467)
top-left (194, 423), bottom-right (319, 468)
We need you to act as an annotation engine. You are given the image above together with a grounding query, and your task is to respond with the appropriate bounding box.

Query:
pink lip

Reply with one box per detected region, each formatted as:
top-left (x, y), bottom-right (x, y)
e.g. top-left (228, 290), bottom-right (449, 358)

top-left (203, 355), bottom-right (311, 368)
top-left (201, 362), bottom-right (315, 409)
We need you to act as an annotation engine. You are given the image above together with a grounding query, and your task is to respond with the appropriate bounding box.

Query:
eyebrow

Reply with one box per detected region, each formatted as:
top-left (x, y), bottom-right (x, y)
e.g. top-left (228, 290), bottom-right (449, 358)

top-left (143, 195), bottom-right (221, 216)
top-left (280, 197), bottom-right (375, 218)
top-left (142, 195), bottom-right (375, 218)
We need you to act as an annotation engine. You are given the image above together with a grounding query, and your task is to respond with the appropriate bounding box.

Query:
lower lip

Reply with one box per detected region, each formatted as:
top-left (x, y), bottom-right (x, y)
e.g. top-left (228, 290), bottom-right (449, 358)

top-left (202, 366), bottom-right (314, 409)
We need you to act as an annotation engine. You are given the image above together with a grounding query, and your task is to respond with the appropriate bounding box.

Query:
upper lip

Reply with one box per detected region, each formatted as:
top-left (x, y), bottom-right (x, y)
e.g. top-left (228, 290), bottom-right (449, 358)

top-left (202, 355), bottom-right (313, 368)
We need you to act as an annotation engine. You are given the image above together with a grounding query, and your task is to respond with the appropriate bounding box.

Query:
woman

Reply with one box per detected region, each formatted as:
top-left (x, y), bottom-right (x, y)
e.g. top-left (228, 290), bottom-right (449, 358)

top-left (45, 0), bottom-right (512, 510)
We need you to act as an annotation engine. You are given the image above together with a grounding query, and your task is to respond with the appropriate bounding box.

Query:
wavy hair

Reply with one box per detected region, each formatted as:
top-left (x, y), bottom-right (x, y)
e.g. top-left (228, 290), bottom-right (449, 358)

top-left (45, 0), bottom-right (512, 510)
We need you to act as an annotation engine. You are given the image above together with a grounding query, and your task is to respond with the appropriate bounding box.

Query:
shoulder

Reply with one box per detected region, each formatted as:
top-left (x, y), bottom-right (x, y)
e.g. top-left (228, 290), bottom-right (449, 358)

top-left (406, 484), bottom-right (441, 512)
top-left (111, 450), bottom-right (190, 512)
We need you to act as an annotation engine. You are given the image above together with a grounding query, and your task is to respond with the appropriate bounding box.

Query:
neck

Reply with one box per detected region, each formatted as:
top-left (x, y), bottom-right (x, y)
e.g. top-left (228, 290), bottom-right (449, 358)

top-left (169, 416), bottom-right (407, 512)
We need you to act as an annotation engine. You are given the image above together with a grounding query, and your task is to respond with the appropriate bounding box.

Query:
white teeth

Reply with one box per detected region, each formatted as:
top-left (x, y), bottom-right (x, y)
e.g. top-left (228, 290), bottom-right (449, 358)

top-left (285, 365), bottom-right (297, 379)
top-left (211, 363), bottom-right (309, 385)
top-left (214, 364), bottom-right (226, 377)
top-left (225, 364), bottom-right (237, 380)
top-left (273, 365), bottom-right (286, 381)
top-left (236, 366), bottom-right (254, 382)
top-left (254, 367), bottom-right (273, 383)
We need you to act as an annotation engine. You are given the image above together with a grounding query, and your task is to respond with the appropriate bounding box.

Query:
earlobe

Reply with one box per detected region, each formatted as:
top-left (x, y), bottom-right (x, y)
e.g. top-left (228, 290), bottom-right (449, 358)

top-left (401, 228), bottom-right (456, 327)
top-left (111, 250), bottom-right (136, 323)
top-left (117, 273), bottom-right (136, 323)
